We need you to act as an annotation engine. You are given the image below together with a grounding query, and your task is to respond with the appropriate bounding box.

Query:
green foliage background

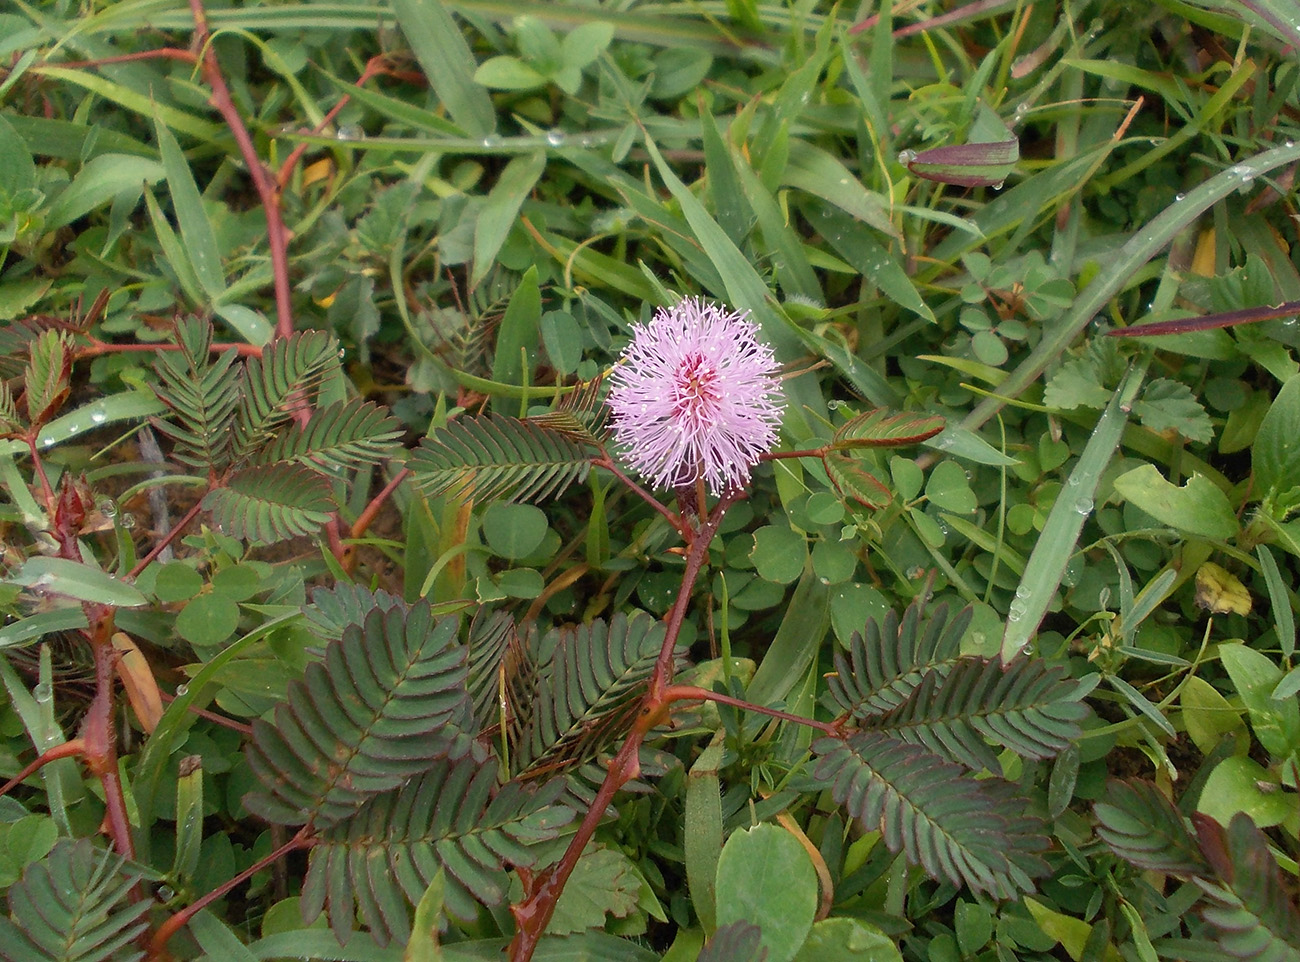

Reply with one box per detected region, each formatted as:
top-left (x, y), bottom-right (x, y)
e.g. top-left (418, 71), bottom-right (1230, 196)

top-left (0, 1), bottom-right (1298, 961)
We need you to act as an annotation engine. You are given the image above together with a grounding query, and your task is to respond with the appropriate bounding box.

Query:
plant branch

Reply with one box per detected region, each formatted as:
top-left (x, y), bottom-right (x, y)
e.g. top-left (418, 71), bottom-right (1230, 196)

top-left (659, 685), bottom-right (838, 734)
top-left (508, 493), bottom-right (731, 960)
top-left (78, 339), bottom-right (263, 360)
top-left (593, 456), bottom-right (686, 537)
top-left (350, 467), bottom-right (410, 542)
top-left (146, 828), bottom-right (313, 960)
top-left (82, 605), bottom-right (134, 860)
top-left (188, 0), bottom-right (294, 340)
top-left (0, 739), bottom-right (86, 799)
top-left (276, 55), bottom-right (389, 190)
top-left (129, 498), bottom-right (206, 579)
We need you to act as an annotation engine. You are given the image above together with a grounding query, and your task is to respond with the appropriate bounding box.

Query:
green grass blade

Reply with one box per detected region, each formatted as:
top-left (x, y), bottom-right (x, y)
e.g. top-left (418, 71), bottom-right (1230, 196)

top-left (1002, 362), bottom-right (1146, 659)
top-left (964, 140), bottom-right (1300, 434)
top-left (392, 0), bottom-right (496, 138)
top-left (472, 151), bottom-right (546, 287)
top-left (154, 112), bottom-right (225, 299)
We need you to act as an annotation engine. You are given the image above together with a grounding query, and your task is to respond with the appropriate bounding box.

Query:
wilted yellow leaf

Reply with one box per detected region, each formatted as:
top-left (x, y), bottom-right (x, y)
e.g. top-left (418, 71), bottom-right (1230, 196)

top-left (1194, 562), bottom-right (1251, 616)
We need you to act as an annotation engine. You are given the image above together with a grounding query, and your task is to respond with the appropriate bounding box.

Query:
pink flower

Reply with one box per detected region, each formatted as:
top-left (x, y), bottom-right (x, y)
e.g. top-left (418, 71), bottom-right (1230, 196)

top-left (608, 298), bottom-right (784, 495)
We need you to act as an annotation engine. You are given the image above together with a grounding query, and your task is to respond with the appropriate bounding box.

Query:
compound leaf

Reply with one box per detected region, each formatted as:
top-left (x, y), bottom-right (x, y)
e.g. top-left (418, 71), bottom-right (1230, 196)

top-left (826, 603), bottom-right (968, 720)
top-left (410, 413), bottom-right (598, 504)
top-left (231, 330), bottom-right (339, 460)
top-left (873, 655), bottom-right (1090, 771)
top-left (254, 398), bottom-right (402, 470)
top-left (811, 731), bottom-right (1049, 898)
top-left (0, 838), bottom-right (151, 962)
top-left (518, 611), bottom-right (667, 776)
top-left (151, 318), bottom-right (241, 469)
top-left (203, 463), bottom-right (333, 544)
top-left (301, 754), bottom-right (571, 945)
top-left (244, 601), bottom-right (472, 828)
top-left (1093, 778), bottom-right (1209, 876)
top-left (1194, 812), bottom-right (1300, 962)
top-left (832, 409), bottom-right (946, 450)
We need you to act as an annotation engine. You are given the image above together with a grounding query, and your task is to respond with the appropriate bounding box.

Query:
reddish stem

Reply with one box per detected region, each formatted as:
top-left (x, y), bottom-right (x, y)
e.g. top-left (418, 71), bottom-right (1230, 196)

top-left (146, 828), bottom-right (313, 961)
top-left (50, 49), bottom-right (198, 68)
top-left (129, 498), bottom-right (206, 579)
top-left (350, 468), bottom-right (410, 542)
top-left (158, 692), bottom-right (254, 736)
top-left (25, 435), bottom-right (57, 514)
top-left (188, 0), bottom-right (294, 340)
top-left (78, 340), bottom-right (263, 360)
top-left (660, 685), bottom-right (838, 734)
top-left (0, 739), bottom-right (86, 798)
top-left (593, 456), bottom-right (687, 538)
top-left (508, 497), bottom-right (730, 960)
top-left (83, 606), bottom-right (134, 860)
top-left (276, 55), bottom-right (389, 190)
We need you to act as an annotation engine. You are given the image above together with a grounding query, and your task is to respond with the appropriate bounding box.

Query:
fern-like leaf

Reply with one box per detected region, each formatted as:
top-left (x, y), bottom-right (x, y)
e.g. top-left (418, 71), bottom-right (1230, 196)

top-left (1195, 813), bottom-right (1300, 962)
top-left (871, 655), bottom-right (1090, 771)
top-left (244, 601), bottom-right (472, 828)
top-left (22, 328), bottom-right (74, 426)
top-left (302, 753), bottom-right (572, 945)
top-left (465, 608), bottom-right (534, 736)
top-left (410, 413), bottom-right (598, 504)
top-left (231, 330), bottom-right (338, 460)
top-left (203, 463), bottom-right (333, 544)
top-left (302, 583), bottom-right (408, 643)
top-left (826, 603), bottom-right (968, 720)
top-left (253, 398), bottom-right (402, 470)
top-left (1093, 778), bottom-right (1209, 876)
top-left (0, 838), bottom-right (151, 962)
top-left (811, 731), bottom-right (1049, 898)
top-left (151, 317), bottom-right (241, 469)
top-left (517, 611), bottom-right (667, 776)
top-left (0, 381), bottom-right (20, 435)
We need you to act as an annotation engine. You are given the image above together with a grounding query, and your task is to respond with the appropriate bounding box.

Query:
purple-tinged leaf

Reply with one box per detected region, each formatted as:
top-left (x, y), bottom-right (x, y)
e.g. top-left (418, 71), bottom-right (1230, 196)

top-left (833, 409), bottom-right (946, 449)
top-left (1107, 299), bottom-right (1300, 337)
top-left (907, 138), bottom-right (1019, 187)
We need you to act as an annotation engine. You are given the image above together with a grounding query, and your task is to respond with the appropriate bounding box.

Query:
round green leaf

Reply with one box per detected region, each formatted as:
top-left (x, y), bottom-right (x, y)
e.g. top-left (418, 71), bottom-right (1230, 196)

top-left (715, 823), bottom-right (817, 962)
top-left (889, 456), bottom-right (923, 502)
top-left (812, 539), bottom-right (857, 585)
top-left (805, 492), bottom-right (845, 525)
top-left (495, 567), bottom-right (545, 599)
top-left (176, 594), bottom-right (241, 647)
top-left (1198, 755), bottom-right (1297, 831)
top-left (1111, 465), bottom-right (1239, 540)
top-left (751, 525), bottom-right (807, 584)
top-left (154, 563), bottom-right (204, 603)
top-left (482, 503), bottom-right (549, 559)
top-left (211, 565), bottom-right (262, 602)
top-left (791, 917), bottom-right (902, 962)
top-left (540, 310), bottom-right (583, 375)
top-left (926, 460), bottom-right (977, 514)
top-left (830, 583), bottom-right (890, 647)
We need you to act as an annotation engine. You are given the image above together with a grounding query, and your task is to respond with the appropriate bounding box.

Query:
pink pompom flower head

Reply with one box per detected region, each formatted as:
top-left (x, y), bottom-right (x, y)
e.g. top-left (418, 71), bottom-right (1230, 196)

top-left (607, 298), bottom-right (785, 497)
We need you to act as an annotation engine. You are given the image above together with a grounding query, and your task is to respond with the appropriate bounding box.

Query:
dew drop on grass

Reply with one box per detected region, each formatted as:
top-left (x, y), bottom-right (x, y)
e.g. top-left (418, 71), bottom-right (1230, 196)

top-left (546, 129), bottom-right (566, 147)
top-left (175, 683), bottom-right (189, 697)
top-left (90, 409), bottom-right (107, 424)
top-left (1075, 497), bottom-right (1094, 515)
top-left (34, 683), bottom-right (52, 703)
